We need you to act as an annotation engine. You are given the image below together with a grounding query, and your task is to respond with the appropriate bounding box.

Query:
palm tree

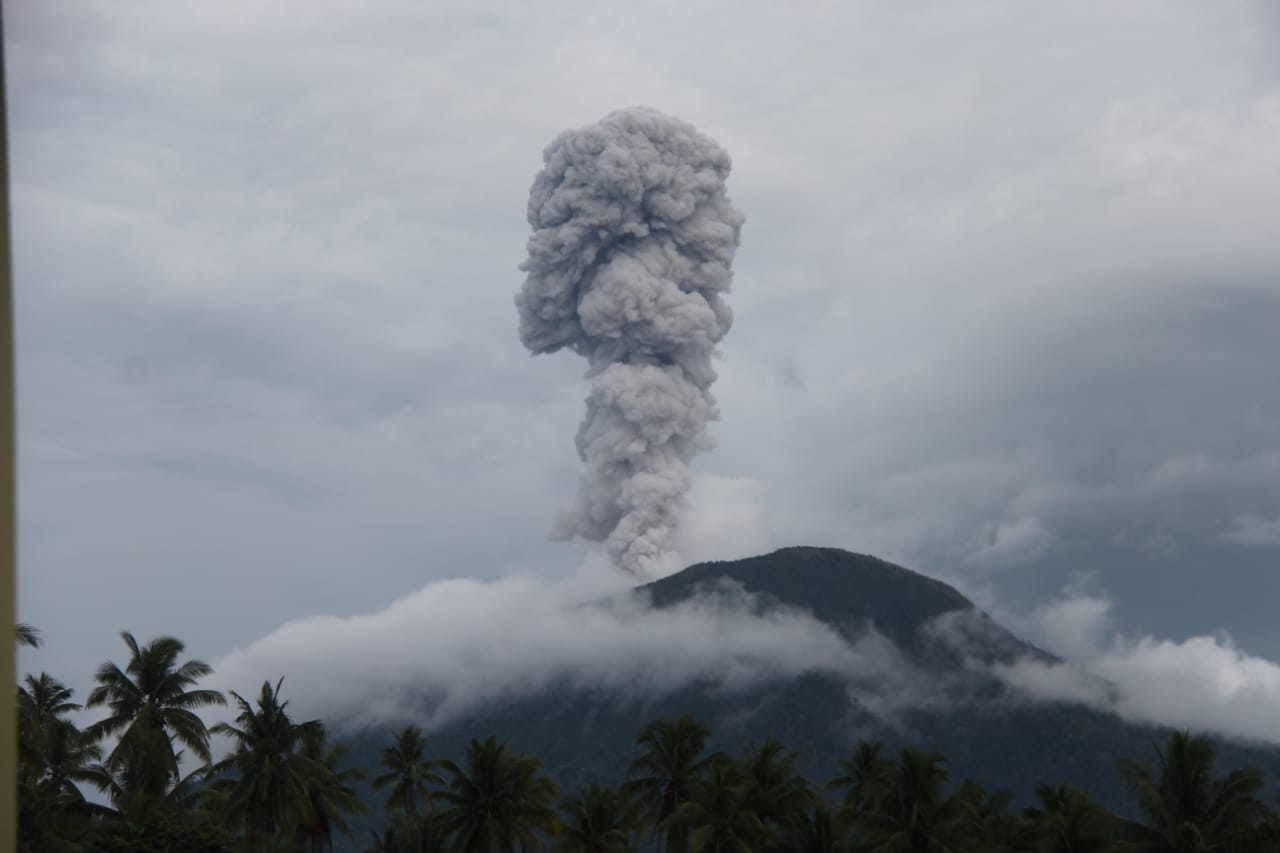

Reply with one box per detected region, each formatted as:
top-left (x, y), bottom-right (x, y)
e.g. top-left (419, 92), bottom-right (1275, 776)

top-left (374, 724), bottom-right (446, 818)
top-left (87, 743), bottom-right (208, 823)
top-left (19, 672), bottom-right (80, 718)
top-left (668, 757), bottom-right (763, 853)
top-left (84, 631), bottom-right (225, 795)
top-left (738, 738), bottom-right (814, 838)
top-left (295, 725), bottom-right (370, 853)
top-left (624, 715), bottom-right (717, 852)
top-left (18, 671), bottom-right (217, 843)
top-left (558, 785), bottom-right (635, 853)
top-left (17, 734), bottom-right (106, 853)
top-left (17, 672), bottom-right (84, 776)
top-left (510, 751), bottom-right (562, 850)
top-left (783, 802), bottom-right (850, 853)
top-left (16, 622), bottom-right (41, 647)
top-left (435, 735), bottom-right (560, 853)
top-left (209, 677), bottom-right (321, 851)
top-left (1116, 730), bottom-right (1267, 853)
top-left (16, 674), bottom-right (106, 853)
top-left (853, 748), bottom-right (973, 853)
top-left (1023, 783), bottom-right (1116, 853)
top-left (365, 812), bottom-right (453, 853)
top-left (826, 739), bottom-right (892, 829)
top-left (956, 781), bottom-right (1038, 852)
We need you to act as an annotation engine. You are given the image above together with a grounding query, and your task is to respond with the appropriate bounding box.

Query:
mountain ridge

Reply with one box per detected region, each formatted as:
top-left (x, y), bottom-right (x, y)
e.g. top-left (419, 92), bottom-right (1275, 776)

top-left (643, 545), bottom-right (1052, 666)
top-left (335, 545), bottom-right (1280, 848)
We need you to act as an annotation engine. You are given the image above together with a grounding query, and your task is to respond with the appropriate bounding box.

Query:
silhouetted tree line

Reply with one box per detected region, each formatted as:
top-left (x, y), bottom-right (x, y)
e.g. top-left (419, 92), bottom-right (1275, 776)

top-left (15, 625), bottom-right (1280, 852)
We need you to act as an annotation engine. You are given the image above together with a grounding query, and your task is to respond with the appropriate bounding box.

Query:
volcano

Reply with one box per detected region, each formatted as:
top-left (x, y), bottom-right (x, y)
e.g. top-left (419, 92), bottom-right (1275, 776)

top-left (340, 546), bottom-right (1280, 839)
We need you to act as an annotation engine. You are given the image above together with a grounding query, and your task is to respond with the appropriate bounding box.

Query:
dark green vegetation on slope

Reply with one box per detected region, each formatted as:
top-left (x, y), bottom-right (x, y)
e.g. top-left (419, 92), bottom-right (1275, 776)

top-left (645, 547), bottom-right (978, 652)
top-left (384, 548), bottom-right (1280, 815)
top-left (15, 547), bottom-right (1280, 850)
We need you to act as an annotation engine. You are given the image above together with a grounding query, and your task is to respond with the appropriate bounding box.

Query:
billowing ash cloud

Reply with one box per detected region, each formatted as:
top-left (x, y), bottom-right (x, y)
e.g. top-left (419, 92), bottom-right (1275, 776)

top-left (516, 107), bottom-right (745, 574)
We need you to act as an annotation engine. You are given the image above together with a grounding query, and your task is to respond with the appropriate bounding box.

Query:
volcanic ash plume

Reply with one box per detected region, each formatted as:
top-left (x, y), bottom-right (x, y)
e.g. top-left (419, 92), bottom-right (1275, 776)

top-left (516, 107), bottom-right (745, 574)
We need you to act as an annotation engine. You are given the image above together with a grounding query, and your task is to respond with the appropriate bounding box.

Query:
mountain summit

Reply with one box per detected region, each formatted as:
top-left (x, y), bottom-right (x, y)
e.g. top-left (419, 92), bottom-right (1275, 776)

top-left (645, 546), bottom-right (1046, 666)
top-left (647, 546), bottom-right (973, 640)
top-left (343, 546), bottom-right (1280, 830)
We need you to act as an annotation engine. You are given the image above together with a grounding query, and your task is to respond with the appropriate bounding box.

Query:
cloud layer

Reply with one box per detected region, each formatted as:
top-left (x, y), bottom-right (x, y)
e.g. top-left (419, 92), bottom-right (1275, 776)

top-left (211, 563), bottom-right (903, 731)
top-left (995, 587), bottom-right (1280, 745)
top-left (209, 564), bottom-right (1280, 748)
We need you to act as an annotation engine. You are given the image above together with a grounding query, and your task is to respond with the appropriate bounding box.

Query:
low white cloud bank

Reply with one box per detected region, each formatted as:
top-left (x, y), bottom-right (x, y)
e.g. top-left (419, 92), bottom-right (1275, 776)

top-left (213, 554), bottom-right (907, 731)
top-left (994, 587), bottom-right (1280, 745)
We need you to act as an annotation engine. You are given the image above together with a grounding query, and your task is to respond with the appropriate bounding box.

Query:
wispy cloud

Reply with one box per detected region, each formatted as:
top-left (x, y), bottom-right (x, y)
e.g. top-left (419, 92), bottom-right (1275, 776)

top-left (993, 587), bottom-right (1280, 745)
top-left (1222, 514), bottom-right (1280, 548)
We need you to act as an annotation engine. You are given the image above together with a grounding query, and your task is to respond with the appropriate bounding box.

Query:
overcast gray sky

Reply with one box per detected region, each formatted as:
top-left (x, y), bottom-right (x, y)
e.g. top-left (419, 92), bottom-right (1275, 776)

top-left (8, 1), bottom-right (1280, 736)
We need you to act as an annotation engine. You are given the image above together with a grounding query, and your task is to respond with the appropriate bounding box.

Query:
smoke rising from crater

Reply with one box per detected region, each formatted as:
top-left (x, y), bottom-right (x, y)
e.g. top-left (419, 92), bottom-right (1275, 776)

top-left (516, 107), bottom-right (745, 574)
